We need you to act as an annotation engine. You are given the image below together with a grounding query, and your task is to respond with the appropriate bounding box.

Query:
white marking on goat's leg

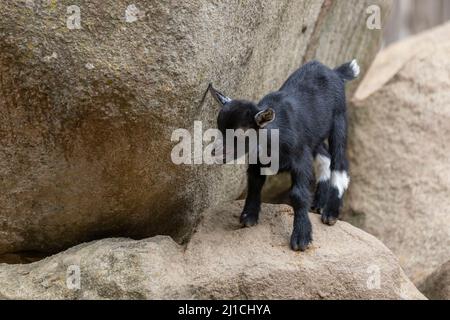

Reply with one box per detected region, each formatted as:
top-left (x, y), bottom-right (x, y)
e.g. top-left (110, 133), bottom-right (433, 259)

top-left (331, 171), bottom-right (350, 198)
top-left (314, 154), bottom-right (331, 183)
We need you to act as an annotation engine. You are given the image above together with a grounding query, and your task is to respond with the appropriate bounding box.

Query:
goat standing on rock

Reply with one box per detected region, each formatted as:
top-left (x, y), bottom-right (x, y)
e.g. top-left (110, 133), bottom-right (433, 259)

top-left (209, 60), bottom-right (360, 252)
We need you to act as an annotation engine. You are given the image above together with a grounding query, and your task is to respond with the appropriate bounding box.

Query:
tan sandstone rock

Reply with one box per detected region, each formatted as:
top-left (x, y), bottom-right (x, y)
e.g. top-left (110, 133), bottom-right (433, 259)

top-left (346, 22), bottom-right (450, 285)
top-left (0, 202), bottom-right (424, 300)
top-left (0, 0), bottom-right (391, 255)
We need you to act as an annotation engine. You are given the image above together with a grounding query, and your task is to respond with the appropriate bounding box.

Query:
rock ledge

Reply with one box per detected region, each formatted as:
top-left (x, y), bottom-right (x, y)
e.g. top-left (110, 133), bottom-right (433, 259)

top-left (0, 202), bottom-right (425, 300)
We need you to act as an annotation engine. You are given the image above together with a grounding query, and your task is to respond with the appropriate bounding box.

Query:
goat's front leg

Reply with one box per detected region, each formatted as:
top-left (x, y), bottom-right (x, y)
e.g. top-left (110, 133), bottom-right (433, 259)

top-left (241, 164), bottom-right (266, 227)
top-left (290, 151), bottom-right (314, 252)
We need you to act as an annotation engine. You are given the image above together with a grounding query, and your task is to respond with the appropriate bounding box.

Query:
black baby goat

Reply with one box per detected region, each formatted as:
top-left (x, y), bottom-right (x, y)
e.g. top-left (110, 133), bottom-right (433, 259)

top-left (209, 60), bottom-right (360, 251)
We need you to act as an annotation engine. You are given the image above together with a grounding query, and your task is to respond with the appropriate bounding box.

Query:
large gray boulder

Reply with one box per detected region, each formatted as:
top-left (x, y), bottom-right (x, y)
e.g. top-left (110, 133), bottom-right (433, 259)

top-left (0, 202), bottom-right (424, 300)
top-left (0, 0), bottom-right (391, 255)
top-left (345, 22), bottom-right (450, 285)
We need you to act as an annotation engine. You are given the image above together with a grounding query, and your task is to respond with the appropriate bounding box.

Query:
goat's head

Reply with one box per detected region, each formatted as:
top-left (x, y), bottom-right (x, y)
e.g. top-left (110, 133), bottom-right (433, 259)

top-left (208, 84), bottom-right (275, 132)
top-left (208, 84), bottom-right (276, 162)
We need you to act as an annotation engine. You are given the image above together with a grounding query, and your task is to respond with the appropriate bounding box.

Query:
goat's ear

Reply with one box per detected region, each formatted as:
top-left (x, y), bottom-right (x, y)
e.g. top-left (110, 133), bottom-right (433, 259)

top-left (255, 108), bottom-right (276, 128)
top-left (208, 84), bottom-right (232, 107)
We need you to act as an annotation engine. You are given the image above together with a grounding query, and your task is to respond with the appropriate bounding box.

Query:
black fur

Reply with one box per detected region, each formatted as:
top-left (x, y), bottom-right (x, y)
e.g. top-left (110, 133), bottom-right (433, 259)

top-left (210, 60), bottom-right (358, 251)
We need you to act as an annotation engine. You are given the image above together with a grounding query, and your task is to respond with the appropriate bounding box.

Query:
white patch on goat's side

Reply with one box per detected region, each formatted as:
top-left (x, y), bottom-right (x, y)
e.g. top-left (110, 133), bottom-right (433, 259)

top-left (331, 171), bottom-right (350, 198)
top-left (350, 59), bottom-right (360, 78)
top-left (314, 154), bottom-right (331, 183)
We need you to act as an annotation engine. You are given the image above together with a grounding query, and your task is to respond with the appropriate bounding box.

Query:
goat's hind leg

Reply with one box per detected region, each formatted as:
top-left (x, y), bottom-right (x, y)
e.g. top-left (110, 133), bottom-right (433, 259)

top-left (311, 143), bottom-right (331, 214)
top-left (322, 114), bottom-right (350, 226)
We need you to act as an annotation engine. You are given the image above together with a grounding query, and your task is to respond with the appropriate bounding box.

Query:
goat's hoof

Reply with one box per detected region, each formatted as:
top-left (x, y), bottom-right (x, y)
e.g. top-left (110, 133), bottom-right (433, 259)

top-left (310, 206), bottom-right (322, 215)
top-left (321, 214), bottom-right (337, 226)
top-left (290, 232), bottom-right (312, 252)
top-left (240, 213), bottom-right (258, 228)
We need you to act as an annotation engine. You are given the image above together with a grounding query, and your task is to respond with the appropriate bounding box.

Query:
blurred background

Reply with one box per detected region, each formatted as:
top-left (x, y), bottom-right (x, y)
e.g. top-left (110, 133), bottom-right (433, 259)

top-left (385, 0), bottom-right (450, 44)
